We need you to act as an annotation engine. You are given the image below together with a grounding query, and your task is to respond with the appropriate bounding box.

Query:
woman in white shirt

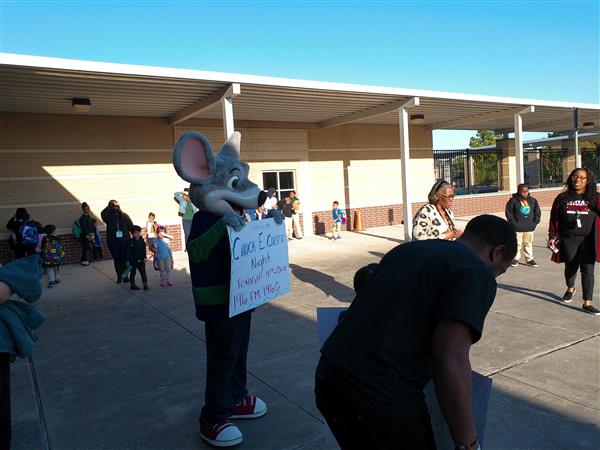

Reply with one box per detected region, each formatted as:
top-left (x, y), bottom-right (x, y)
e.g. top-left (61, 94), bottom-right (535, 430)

top-left (412, 180), bottom-right (463, 240)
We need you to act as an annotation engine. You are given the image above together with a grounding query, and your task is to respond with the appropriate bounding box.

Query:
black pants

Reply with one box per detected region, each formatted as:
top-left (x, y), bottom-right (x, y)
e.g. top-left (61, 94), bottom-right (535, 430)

top-left (201, 312), bottom-right (251, 424)
top-left (0, 353), bottom-right (11, 450)
top-left (129, 260), bottom-right (147, 285)
top-left (93, 245), bottom-right (103, 261)
top-left (107, 239), bottom-right (128, 279)
top-left (80, 236), bottom-right (93, 263)
top-left (315, 377), bottom-right (437, 450)
top-left (561, 236), bottom-right (596, 300)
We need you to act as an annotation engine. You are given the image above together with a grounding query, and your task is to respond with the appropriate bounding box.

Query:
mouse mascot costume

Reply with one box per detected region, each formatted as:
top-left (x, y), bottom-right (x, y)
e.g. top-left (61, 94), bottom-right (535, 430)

top-left (173, 131), bottom-right (283, 447)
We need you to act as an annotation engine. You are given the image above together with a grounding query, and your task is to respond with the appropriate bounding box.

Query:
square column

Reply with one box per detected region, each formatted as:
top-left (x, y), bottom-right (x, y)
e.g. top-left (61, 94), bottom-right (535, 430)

top-left (398, 97), bottom-right (420, 242)
top-left (496, 138), bottom-right (517, 193)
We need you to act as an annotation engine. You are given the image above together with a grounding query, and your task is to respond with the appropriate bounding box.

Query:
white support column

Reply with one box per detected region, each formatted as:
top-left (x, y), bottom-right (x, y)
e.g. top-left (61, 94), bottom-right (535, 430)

top-left (222, 96), bottom-right (235, 140)
top-left (573, 108), bottom-right (581, 167)
top-left (399, 97), bottom-right (420, 242)
top-left (574, 129), bottom-right (581, 167)
top-left (299, 161), bottom-right (313, 236)
top-left (221, 84), bottom-right (241, 140)
top-left (513, 106), bottom-right (535, 184)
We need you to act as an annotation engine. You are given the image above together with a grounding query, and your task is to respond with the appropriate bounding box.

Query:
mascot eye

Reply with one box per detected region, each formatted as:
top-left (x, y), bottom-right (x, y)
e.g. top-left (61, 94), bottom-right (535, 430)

top-left (227, 175), bottom-right (240, 189)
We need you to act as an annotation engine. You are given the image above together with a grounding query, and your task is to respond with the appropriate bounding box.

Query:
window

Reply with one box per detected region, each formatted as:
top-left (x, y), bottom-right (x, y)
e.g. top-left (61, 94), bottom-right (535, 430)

top-left (262, 170), bottom-right (296, 200)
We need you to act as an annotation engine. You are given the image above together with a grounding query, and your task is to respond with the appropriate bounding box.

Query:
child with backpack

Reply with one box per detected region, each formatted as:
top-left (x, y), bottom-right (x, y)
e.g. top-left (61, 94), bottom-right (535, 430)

top-left (5, 208), bottom-right (38, 259)
top-left (41, 225), bottom-right (65, 288)
top-left (331, 201), bottom-right (346, 240)
top-left (153, 226), bottom-right (174, 287)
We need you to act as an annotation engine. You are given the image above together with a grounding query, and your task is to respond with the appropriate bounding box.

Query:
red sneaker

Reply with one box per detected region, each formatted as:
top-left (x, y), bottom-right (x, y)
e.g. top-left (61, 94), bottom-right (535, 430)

top-left (200, 419), bottom-right (242, 447)
top-left (230, 394), bottom-right (267, 419)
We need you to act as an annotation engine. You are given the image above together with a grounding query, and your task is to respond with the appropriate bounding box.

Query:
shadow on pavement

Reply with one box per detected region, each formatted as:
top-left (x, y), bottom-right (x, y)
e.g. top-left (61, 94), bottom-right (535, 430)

top-left (497, 283), bottom-right (585, 313)
top-left (10, 226), bottom-right (600, 450)
top-left (289, 264), bottom-right (355, 303)
top-left (350, 231), bottom-right (405, 244)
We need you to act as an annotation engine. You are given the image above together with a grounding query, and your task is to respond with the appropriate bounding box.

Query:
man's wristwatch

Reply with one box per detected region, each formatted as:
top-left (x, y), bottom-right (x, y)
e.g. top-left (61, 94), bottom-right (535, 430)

top-left (454, 438), bottom-right (479, 450)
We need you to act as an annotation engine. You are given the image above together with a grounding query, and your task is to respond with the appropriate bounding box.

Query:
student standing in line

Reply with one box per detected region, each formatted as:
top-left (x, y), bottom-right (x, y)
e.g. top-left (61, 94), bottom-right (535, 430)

top-left (289, 190), bottom-right (303, 239)
top-left (548, 168), bottom-right (600, 315)
top-left (505, 183), bottom-right (541, 267)
top-left (331, 201), bottom-right (345, 240)
top-left (127, 225), bottom-right (149, 291)
top-left (79, 202), bottom-right (96, 266)
top-left (145, 212), bottom-right (158, 252)
top-left (40, 225), bottom-right (65, 288)
top-left (154, 226), bottom-right (174, 287)
top-left (263, 188), bottom-right (278, 213)
top-left (5, 208), bottom-right (38, 259)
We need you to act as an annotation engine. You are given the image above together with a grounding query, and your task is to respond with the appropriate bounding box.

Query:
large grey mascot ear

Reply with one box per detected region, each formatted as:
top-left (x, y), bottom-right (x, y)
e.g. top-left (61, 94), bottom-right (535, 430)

top-left (173, 132), bottom-right (215, 183)
top-left (219, 131), bottom-right (242, 160)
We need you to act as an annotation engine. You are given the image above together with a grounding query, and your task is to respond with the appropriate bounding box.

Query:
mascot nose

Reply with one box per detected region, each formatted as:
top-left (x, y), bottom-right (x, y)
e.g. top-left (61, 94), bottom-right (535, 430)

top-left (257, 190), bottom-right (267, 206)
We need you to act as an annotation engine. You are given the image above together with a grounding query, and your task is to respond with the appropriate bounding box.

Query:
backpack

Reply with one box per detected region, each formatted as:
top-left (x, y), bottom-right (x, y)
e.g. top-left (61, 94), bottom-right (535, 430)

top-left (19, 220), bottom-right (39, 246)
top-left (72, 219), bottom-right (81, 239)
top-left (41, 236), bottom-right (65, 266)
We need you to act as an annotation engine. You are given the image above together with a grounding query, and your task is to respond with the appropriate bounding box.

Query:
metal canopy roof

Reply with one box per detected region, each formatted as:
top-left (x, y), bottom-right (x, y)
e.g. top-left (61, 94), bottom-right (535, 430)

top-left (1, 53), bottom-right (599, 133)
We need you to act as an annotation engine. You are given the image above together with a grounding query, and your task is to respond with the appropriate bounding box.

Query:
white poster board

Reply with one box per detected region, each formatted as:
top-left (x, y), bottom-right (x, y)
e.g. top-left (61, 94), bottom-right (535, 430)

top-left (228, 218), bottom-right (290, 317)
top-left (317, 307), bottom-right (492, 449)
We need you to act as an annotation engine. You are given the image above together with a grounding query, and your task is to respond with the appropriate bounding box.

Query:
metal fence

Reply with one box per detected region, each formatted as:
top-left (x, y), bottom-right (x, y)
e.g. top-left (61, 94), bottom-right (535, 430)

top-left (433, 148), bottom-right (503, 195)
top-left (582, 146), bottom-right (600, 179)
top-left (523, 148), bottom-right (565, 188)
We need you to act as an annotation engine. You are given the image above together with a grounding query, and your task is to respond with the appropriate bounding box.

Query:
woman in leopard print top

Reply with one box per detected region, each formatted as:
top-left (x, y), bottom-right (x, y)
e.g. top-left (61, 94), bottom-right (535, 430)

top-left (412, 180), bottom-right (463, 241)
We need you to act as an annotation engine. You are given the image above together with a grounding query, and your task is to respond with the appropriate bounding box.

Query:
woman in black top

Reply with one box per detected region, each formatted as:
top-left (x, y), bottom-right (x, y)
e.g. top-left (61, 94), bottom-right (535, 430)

top-left (100, 200), bottom-right (134, 283)
top-left (548, 168), bottom-right (600, 315)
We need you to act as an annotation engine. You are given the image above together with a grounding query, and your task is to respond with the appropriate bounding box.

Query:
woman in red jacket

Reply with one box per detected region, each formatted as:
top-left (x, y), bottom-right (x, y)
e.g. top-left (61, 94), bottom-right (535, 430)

top-left (548, 168), bottom-right (600, 315)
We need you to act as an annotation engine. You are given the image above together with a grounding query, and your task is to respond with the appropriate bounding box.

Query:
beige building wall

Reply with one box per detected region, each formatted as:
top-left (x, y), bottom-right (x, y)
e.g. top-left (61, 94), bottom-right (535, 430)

top-left (307, 123), bottom-right (434, 210)
top-left (0, 113), bottom-right (178, 237)
top-left (1, 113), bottom-right (436, 240)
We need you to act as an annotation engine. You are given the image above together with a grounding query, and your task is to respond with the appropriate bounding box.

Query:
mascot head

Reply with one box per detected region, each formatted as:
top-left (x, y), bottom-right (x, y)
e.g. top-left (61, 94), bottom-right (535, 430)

top-left (173, 131), bottom-right (267, 223)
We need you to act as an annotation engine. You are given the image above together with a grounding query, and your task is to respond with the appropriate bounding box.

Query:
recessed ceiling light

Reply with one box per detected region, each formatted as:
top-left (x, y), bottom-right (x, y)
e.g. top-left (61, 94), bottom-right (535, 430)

top-left (410, 114), bottom-right (425, 124)
top-left (72, 98), bottom-right (91, 112)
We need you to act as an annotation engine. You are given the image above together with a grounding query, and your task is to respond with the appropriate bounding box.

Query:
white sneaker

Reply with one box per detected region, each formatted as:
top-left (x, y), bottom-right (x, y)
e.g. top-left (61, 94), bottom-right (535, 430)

top-left (200, 420), bottom-right (242, 447)
top-left (230, 394), bottom-right (267, 419)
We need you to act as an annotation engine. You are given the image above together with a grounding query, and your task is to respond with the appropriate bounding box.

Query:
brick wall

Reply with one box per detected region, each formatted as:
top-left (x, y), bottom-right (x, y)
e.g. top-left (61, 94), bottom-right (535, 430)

top-left (0, 188), bottom-right (567, 262)
top-left (309, 187), bottom-right (564, 234)
top-left (0, 224), bottom-right (182, 265)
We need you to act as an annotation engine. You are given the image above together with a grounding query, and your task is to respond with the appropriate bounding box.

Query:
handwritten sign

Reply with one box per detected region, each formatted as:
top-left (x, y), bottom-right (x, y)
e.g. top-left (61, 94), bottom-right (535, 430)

top-left (227, 218), bottom-right (290, 317)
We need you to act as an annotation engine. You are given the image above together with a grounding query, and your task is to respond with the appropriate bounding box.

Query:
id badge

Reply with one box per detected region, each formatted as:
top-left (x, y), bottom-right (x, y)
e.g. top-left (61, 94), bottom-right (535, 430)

top-left (576, 217), bottom-right (582, 228)
top-left (116, 230), bottom-right (123, 238)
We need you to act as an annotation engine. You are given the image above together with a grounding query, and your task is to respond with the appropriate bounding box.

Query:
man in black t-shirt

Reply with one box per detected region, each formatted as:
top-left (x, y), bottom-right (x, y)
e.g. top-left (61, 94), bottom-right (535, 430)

top-left (315, 215), bottom-right (517, 450)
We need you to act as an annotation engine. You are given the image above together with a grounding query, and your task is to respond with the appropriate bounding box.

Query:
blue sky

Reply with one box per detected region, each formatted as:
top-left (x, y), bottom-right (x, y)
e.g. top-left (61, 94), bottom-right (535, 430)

top-left (1, 0), bottom-right (598, 148)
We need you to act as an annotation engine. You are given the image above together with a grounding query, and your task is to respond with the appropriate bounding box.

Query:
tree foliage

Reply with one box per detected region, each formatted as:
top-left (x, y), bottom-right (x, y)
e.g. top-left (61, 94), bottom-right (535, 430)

top-left (470, 130), bottom-right (503, 147)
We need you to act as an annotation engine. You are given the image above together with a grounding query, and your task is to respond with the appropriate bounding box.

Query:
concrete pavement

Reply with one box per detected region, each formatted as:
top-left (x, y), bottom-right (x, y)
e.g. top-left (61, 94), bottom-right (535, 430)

top-left (10, 210), bottom-right (600, 449)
